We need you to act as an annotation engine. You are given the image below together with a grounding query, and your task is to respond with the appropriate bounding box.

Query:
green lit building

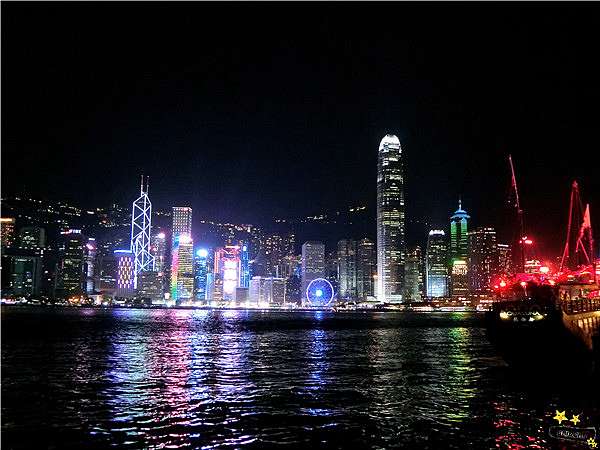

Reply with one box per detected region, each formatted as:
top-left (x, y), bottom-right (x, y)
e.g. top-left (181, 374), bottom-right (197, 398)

top-left (449, 200), bottom-right (470, 298)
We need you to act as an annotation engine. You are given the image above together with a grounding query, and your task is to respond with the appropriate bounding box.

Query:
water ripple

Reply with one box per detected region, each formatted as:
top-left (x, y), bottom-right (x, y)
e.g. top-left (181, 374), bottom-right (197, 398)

top-left (2, 307), bottom-right (599, 449)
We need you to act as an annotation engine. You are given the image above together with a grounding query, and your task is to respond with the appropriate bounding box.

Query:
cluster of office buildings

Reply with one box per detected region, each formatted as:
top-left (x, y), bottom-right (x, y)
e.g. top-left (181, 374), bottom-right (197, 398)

top-left (1, 133), bottom-right (518, 306)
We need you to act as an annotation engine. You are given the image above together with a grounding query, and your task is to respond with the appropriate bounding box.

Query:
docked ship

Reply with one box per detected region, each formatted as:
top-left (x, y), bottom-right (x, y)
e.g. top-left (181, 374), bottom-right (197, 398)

top-left (485, 164), bottom-right (600, 368)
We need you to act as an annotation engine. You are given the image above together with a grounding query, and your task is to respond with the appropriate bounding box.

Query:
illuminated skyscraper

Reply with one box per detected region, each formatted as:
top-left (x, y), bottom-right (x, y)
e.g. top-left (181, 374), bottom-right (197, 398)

top-left (337, 239), bottom-right (357, 299)
top-left (301, 241), bottom-right (325, 298)
top-left (84, 238), bottom-right (96, 294)
top-left (449, 200), bottom-right (470, 297)
top-left (130, 176), bottom-right (155, 288)
top-left (377, 134), bottom-right (405, 303)
top-left (239, 241), bottom-right (250, 288)
top-left (213, 245), bottom-right (241, 302)
top-left (468, 227), bottom-right (498, 295)
top-left (114, 249), bottom-right (135, 298)
top-left (356, 238), bottom-right (376, 299)
top-left (172, 207), bottom-right (192, 235)
top-left (150, 230), bottom-right (167, 296)
top-left (450, 200), bottom-right (470, 261)
top-left (404, 246), bottom-right (424, 302)
top-left (170, 207), bottom-right (194, 302)
top-left (426, 230), bottom-right (449, 298)
top-left (58, 229), bottom-right (86, 297)
top-left (194, 248), bottom-right (209, 300)
top-left (170, 233), bottom-right (194, 301)
top-left (151, 231), bottom-right (167, 274)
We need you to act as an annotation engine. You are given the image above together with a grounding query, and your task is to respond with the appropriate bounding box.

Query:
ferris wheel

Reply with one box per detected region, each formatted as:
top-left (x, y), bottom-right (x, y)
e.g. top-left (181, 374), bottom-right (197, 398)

top-left (305, 278), bottom-right (335, 307)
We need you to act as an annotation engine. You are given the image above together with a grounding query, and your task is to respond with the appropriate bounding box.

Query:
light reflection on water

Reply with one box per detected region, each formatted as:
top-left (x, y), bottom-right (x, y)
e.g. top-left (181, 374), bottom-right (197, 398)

top-left (2, 307), bottom-right (599, 449)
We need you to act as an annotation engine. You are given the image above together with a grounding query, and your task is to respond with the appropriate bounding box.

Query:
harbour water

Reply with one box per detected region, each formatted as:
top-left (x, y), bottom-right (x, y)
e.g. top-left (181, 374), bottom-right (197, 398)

top-left (2, 306), bottom-right (599, 449)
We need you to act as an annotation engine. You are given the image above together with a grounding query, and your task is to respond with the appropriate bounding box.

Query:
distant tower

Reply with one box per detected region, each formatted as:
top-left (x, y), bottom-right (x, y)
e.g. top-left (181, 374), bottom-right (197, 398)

top-left (130, 176), bottom-right (155, 288)
top-left (377, 134), bottom-right (405, 303)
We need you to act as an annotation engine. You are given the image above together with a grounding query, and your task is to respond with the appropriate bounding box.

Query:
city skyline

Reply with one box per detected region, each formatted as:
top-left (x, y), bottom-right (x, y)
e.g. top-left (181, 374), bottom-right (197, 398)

top-left (3, 5), bottom-right (600, 450)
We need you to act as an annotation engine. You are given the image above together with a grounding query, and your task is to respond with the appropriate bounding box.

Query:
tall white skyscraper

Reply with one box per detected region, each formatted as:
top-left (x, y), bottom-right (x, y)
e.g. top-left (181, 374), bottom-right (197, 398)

top-left (376, 134), bottom-right (405, 303)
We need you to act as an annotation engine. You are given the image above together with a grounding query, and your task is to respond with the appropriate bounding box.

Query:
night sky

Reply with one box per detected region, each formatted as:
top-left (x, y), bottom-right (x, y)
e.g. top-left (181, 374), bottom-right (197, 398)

top-left (2, 3), bottom-right (599, 255)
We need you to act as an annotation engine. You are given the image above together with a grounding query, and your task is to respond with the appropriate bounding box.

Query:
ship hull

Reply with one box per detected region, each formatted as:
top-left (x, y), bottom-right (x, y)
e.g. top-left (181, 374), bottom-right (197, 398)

top-left (485, 307), bottom-right (593, 371)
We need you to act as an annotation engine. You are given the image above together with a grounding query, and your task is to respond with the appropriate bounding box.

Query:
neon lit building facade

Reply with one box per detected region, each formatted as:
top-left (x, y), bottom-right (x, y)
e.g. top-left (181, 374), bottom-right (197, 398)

top-left (450, 200), bottom-right (470, 261)
top-left (377, 134), bottom-right (405, 303)
top-left (85, 238), bottom-right (96, 294)
top-left (214, 245), bottom-right (241, 302)
top-left (170, 234), bottom-right (194, 301)
top-left (170, 207), bottom-right (193, 302)
top-left (426, 230), bottom-right (449, 298)
top-left (115, 249), bottom-right (135, 298)
top-left (239, 241), bottom-right (250, 288)
top-left (130, 176), bottom-right (155, 288)
top-left (194, 248), bottom-right (209, 301)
